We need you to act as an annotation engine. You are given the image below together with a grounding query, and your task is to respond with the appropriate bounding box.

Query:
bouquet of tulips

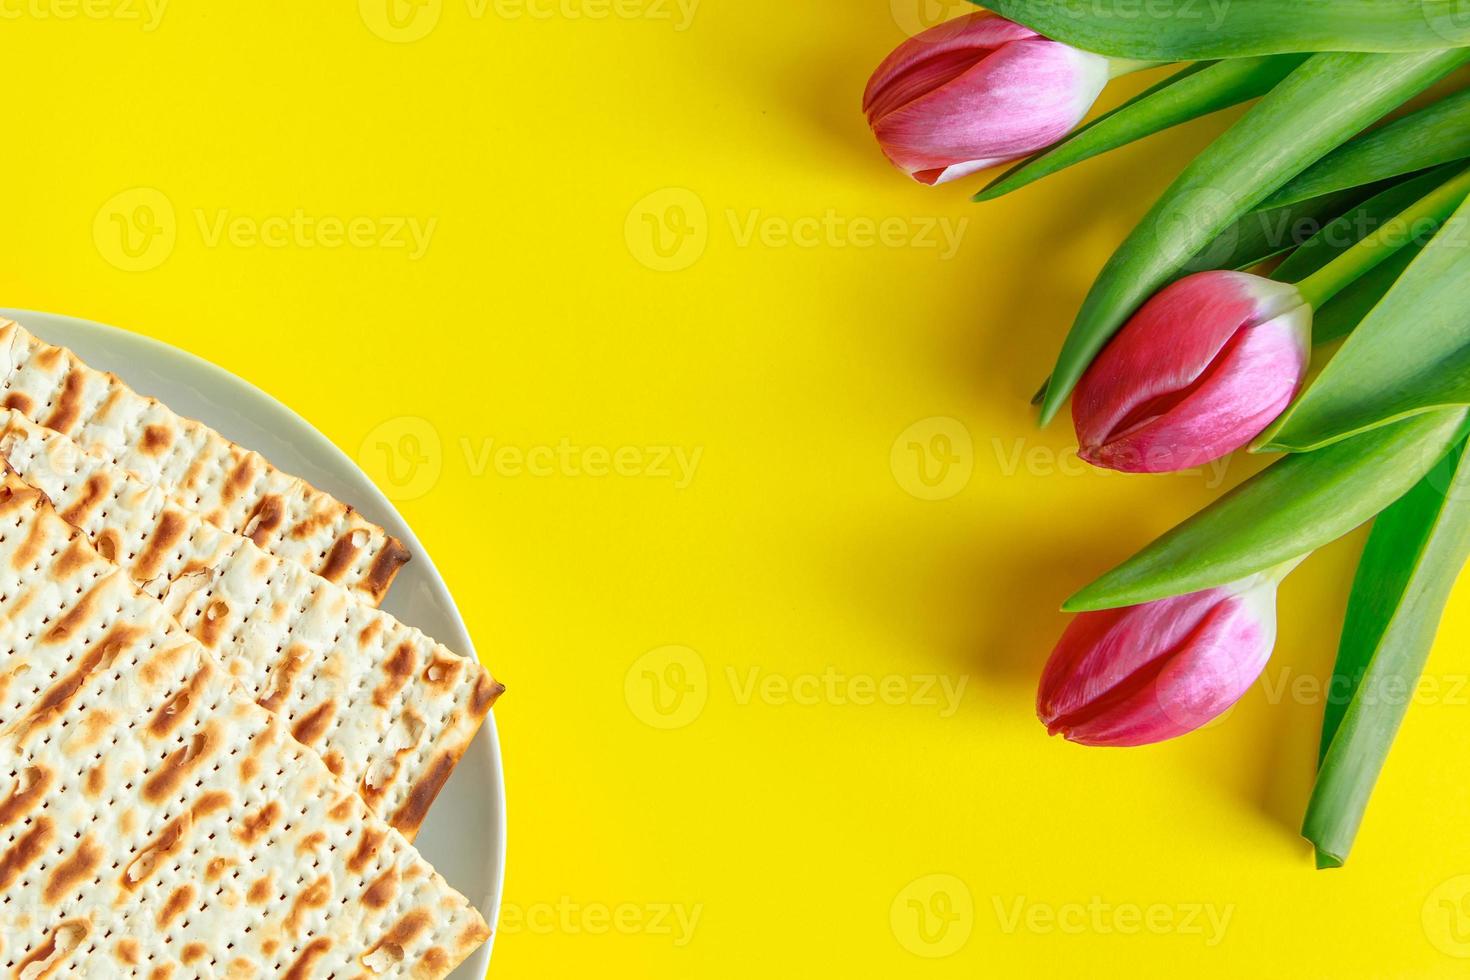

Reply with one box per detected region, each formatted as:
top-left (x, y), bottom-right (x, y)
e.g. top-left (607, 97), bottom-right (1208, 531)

top-left (864, 2), bottom-right (1470, 867)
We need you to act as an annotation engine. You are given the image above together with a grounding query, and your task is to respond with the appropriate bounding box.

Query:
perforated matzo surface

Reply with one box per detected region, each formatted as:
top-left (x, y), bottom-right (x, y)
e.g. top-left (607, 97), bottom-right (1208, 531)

top-left (0, 478), bottom-right (490, 977)
top-left (0, 412), bottom-right (502, 841)
top-left (0, 319), bottom-right (410, 606)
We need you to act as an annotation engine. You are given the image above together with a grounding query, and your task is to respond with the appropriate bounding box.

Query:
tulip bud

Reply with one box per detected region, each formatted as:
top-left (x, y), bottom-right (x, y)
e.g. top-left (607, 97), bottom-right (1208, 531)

top-left (1038, 571), bottom-right (1290, 747)
top-left (1073, 271), bottom-right (1312, 473)
top-left (862, 13), bottom-right (1111, 185)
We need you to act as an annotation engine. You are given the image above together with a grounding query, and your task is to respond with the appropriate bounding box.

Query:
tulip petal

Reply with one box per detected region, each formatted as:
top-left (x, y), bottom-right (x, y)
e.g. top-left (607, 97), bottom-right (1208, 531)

top-left (872, 39), bottom-right (1108, 180)
top-left (862, 12), bottom-right (1037, 119)
top-left (1039, 584), bottom-right (1276, 747)
top-left (1073, 271), bottom-right (1308, 472)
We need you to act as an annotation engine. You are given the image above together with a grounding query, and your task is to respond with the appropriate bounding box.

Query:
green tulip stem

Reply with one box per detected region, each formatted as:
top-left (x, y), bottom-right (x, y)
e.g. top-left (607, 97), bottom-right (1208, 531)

top-left (1294, 165), bottom-right (1470, 310)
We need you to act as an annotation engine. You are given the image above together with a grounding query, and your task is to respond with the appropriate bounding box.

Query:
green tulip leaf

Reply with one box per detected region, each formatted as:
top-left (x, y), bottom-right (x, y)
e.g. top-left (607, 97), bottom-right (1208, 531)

top-left (1204, 186), bottom-right (1387, 272)
top-left (1064, 410), bottom-right (1469, 612)
top-left (1260, 87), bottom-right (1470, 212)
top-left (976, 56), bottom-right (1305, 202)
top-left (1312, 244), bottom-right (1421, 345)
top-left (1271, 165), bottom-right (1457, 282)
top-left (1258, 189), bottom-right (1470, 452)
top-left (1038, 49), bottom-right (1470, 425)
top-left (970, 0), bottom-right (1470, 60)
top-left (1304, 430), bottom-right (1470, 868)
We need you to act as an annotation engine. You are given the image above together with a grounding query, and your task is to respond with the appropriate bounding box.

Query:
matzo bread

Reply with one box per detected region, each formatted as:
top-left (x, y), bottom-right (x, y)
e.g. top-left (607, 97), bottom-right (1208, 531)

top-left (0, 477), bottom-right (490, 977)
top-left (0, 411), bottom-right (502, 840)
top-left (0, 319), bottom-right (410, 605)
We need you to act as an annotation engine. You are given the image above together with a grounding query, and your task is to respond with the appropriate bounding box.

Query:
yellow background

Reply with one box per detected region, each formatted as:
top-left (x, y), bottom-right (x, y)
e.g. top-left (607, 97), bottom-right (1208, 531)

top-left (9, 1), bottom-right (1470, 975)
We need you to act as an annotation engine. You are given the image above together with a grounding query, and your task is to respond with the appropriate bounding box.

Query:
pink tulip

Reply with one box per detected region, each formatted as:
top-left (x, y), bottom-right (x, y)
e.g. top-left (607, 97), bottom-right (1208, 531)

top-left (862, 13), bottom-right (1111, 185)
top-left (1038, 573), bottom-right (1287, 747)
top-left (1073, 271), bottom-right (1312, 473)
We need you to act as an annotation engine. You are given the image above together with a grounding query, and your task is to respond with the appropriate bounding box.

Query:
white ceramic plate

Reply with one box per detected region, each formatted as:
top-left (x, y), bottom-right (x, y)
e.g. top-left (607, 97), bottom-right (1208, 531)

top-left (1, 308), bottom-right (504, 979)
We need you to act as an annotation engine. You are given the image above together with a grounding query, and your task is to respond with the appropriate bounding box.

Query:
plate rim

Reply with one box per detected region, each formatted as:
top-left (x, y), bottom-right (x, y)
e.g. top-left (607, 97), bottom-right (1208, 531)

top-left (0, 307), bottom-right (506, 975)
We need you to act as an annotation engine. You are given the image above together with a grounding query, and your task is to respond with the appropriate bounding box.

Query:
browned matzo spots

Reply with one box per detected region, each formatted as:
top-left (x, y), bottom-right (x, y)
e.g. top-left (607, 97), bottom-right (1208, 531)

top-left (364, 538), bottom-right (412, 601)
top-left (14, 919), bottom-right (89, 980)
top-left (23, 625), bottom-right (140, 738)
top-left (122, 814), bottom-right (191, 891)
top-left (255, 644), bottom-right (309, 713)
top-left (233, 800), bottom-right (282, 846)
top-left (116, 938), bottom-right (141, 965)
top-left (372, 642), bottom-right (417, 709)
top-left (53, 536), bottom-right (96, 578)
top-left (286, 506), bottom-right (338, 541)
top-left (422, 654), bottom-right (464, 692)
top-left (40, 371), bottom-right (85, 433)
top-left (2, 392), bottom-right (32, 414)
top-left (193, 599), bottom-right (231, 648)
top-left (43, 834), bottom-right (102, 904)
top-left (0, 818), bottom-right (54, 888)
top-left (358, 618), bottom-right (383, 646)
top-left (346, 827), bottom-right (386, 876)
top-left (363, 868), bottom-right (399, 910)
top-left (9, 510), bottom-right (49, 572)
top-left (140, 423), bottom-right (174, 457)
top-left (223, 455), bottom-right (257, 504)
top-left (0, 766), bottom-right (52, 828)
top-left (389, 752), bottom-right (456, 839)
top-left (243, 495), bottom-right (284, 545)
top-left (291, 701), bottom-right (336, 746)
top-left (142, 728), bottom-right (218, 805)
top-left (41, 578), bottom-right (111, 643)
top-left (372, 910), bottom-right (433, 956)
top-left (133, 509), bottom-right (187, 581)
top-left (157, 883), bottom-right (197, 929)
top-left (318, 533), bottom-right (360, 583)
top-left (181, 942), bottom-right (207, 965)
top-left (83, 763), bottom-right (106, 799)
top-left (147, 668), bottom-right (209, 739)
top-left (247, 872), bottom-right (274, 906)
top-left (283, 938), bottom-right (333, 980)
top-left (93, 528), bottom-right (121, 563)
top-left (57, 473), bottom-right (108, 527)
top-left (285, 875), bottom-right (333, 936)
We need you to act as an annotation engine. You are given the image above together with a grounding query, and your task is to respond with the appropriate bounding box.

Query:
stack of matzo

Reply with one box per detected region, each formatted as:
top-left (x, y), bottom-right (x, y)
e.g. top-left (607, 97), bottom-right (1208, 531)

top-left (0, 320), bottom-right (411, 606)
top-left (0, 321), bottom-right (499, 977)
